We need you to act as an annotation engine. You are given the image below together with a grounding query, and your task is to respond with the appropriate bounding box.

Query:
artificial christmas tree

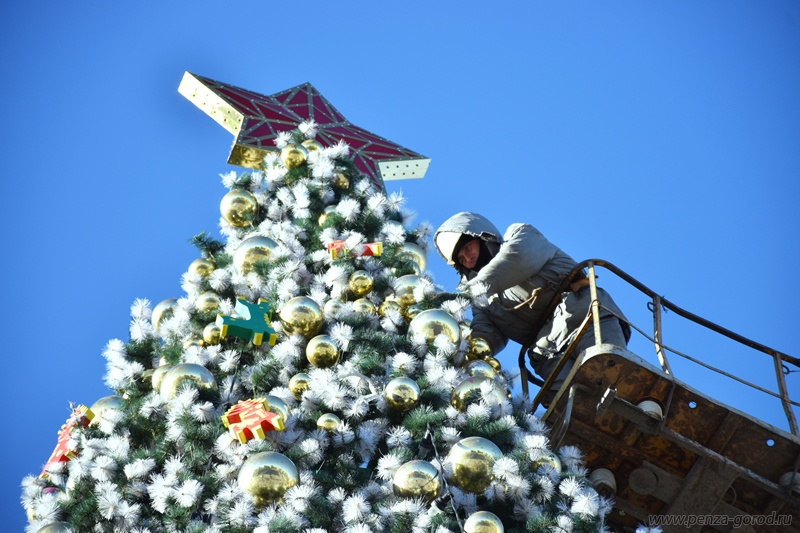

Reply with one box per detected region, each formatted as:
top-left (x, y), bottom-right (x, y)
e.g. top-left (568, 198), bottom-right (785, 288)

top-left (22, 75), bottom-right (612, 533)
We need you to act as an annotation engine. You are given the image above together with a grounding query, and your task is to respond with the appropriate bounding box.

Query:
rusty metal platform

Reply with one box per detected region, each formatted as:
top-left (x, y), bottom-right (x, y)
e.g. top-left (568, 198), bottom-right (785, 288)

top-left (542, 344), bottom-right (800, 532)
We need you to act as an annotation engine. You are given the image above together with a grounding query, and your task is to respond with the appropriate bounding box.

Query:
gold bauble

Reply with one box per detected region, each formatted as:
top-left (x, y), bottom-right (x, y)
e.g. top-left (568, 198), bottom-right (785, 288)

top-left (233, 236), bottom-right (279, 275)
top-left (378, 299), bottom-right (402, 317)
top-left (399, 242), bottom-right (427, 273)
top-left (408, 309), bottom-right (461, 345)
top-left (183, 335), bottom-right (204, 350)
top-left (159, 363), bottom-right (217, 400)
top-left (152, 298), bottom-right (178, 334)
top-left (280, 143), bottom-right (308, 169)
top-left (89, 395), bottom-right (124, 424)
top-left (317, 412), bottom-right (341, 432)
top-left (348, 270), bottom-right (374, 296)
top-left (465, 359), bottom-right (498, 380)
top-left (306, 335), bottom-right (340, 368)
top-left (237, 451), bottom-right (299, 507)
top-left (35, 523), bottom-right (74, 533)
top-left (484, 356), bottom-right (501, 372)
top-left (265, 394), bottom-right (290, 423)
top-left (447, 436), bottom-right (503, 493)
top-left (353, 298), bottom-right (376, 314)
top-left (302, 139), bottom-right (324, 153)
top-left (332, 170), bottom-right (350, 189)
top-left (318, 205), bottom-right (337, 226)
top-left (220, 189), bottom-right (258, 227)
top-left (188, 258), bottom-right (216, 278)
top-left (140, 368), bottom-right (155, 385)
top-left (151, 364), bottom-right (173, 393)
top-left (464, 511), bottom-right (505, 533)
top-left (531, 450), bottom-right (562, 474)
top-left (404, 304), bottom-right (423, 321)
top-left (323, 298), bottom-right (345, 318)
top-left (288, 373), bottom-right (311, 400)
top-left (467, 337), bottom-right (492, 361)
top-left (203, 323), bottom-right (222, 345)
top-left (384, 376), bottom-right (420, 412)
top-left (392, 460), bottom-right (441, 502)
top-left (195, 291), bottom-right (221, 313)
top-left (450, 376), bottom-right (508, 412)
top-left (394, 274), bottom-right (423, 308)
top-left (280, 296), bottom-right (323, 337)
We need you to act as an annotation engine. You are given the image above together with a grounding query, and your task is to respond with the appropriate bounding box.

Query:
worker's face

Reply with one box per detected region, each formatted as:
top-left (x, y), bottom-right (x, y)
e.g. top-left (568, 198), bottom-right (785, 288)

top-left (457, 238), bottom-right (480, 269)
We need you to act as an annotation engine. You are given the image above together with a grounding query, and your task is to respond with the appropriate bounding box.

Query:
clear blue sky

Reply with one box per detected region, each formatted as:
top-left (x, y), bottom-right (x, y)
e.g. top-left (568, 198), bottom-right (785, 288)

top-left (2, 2), bottom-right (798, 529)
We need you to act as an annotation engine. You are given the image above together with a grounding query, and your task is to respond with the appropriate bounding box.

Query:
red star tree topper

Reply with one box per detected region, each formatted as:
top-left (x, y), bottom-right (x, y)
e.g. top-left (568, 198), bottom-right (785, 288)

top-left (178, 72), bottom-right (431, 190)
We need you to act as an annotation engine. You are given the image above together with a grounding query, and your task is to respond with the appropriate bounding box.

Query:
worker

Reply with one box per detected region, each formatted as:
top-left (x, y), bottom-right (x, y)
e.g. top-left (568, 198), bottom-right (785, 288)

top-left (434, 212), bottom-right (630, 404)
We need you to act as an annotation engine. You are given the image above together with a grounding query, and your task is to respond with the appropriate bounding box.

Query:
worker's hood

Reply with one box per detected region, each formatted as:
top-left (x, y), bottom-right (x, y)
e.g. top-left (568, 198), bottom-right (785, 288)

top-left (434, 212), bottom-right (502, 272)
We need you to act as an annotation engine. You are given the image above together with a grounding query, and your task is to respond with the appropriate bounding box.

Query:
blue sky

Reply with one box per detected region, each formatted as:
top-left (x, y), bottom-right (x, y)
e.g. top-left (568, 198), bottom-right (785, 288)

top-left (2, 2), bottom-right (798, 529)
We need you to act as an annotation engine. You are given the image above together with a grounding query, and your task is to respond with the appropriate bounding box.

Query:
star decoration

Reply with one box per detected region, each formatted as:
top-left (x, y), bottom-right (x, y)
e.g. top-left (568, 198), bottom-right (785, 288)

top-left (178, 72), bottom-right (431, 190)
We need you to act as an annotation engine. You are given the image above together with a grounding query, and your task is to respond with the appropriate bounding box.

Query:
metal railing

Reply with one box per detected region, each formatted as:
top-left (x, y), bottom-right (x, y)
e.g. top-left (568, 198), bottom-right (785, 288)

top-left (519, 259), bottom-right (799, 435)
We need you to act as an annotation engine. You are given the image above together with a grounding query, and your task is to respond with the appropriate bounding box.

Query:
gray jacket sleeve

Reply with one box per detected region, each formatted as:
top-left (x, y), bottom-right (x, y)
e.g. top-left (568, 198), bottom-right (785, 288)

top-left (470, 306), bottom-right (509, 356)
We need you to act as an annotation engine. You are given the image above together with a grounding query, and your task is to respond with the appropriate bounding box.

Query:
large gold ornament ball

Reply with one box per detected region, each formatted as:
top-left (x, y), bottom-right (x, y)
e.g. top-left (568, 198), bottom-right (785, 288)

top-left (238, 451), bottom-right (300, 507)
top-left (394, 274), bottom-right (423, 308)
top-left (409, 309), bottom-right (461, 345)
top-left (317, 412), bottom-right (341, 432)
top-left (384, 376), bottom-right (420, 412)
top-left (203, 322), bottom-right (222, 345)
top-left (233, 236), bottom-right (279, 275)
top-left (318, 205), bottom-right (338, 226)
top-left (348, 270), bottom-right (374, 296)
top-left (195, 291), bottom-right (221, 313)
top-left (188, 258), bottom-right (216, 278)
top-left (467, 337), bottom-right (492, 361)
top-left (392, 459), bottom-right (441, 502)
top-left (288, 373), bottom-right (311, 400)
top-left (89, 395), bottom-right (124, 424)
top-left (404, 304), bottom-right (423, 321)
top-left (302, 139), bottom-right (324, 153)
top-left (465, 359), bottom-right (498, 380)
top-left (399, 242), bottom-right (427, 273)
top-left (484, 357), bottom-right (501, 372)
top-left (183, 335), bottom-right (204, 350)
top-left (451, 376), bottom-right (508, 411)
top-left (35, 523), bottom-right (74, 533)
top-left (151, 363), bottom-right (173, 393)
top-left (531, 450), bottom-right (562, 474)
top-left (378, 299), bottom-right (402, 317)
top-left (220, 189), bottom-right (258, 227)
top-left (306, 335), bottom-right (340, 368)
top-left (152, 298), bottom-right (178, 334)
top-left (281, 143), bottom-right (308, 169)
top-left (265, 394), bottom-right (290, 423)
top-left (447, 436), bottom-right (503, 493)
top-left (323, 298), bottom-right (345, 318)
top-left (159, 363), bottom-right (217, 400)
top-left (332, 170), bottom-right (350, 189)
top-left (464, 511), bottom-right (505, 533)
top-left (280, 296), bottom-right (323, 337)
top-left (353, 297), bottom-right (376, 314)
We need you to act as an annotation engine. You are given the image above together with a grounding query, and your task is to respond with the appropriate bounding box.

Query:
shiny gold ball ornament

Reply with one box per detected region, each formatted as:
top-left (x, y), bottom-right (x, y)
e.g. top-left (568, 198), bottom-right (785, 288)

top-left (450, 376), bottom-right (508, 412)
top-left (332, 170), bottom-right (350, 189)
top-left (447, 436), bottom-right (503, 493)
top-left (35, 523), bottom-right (74, 533)
top-left (353, 298), bottom-right (376, 314)
top-left (384, 376), bottom-right (420, 412)
top-left (301, 139), bottom-right (324, 153)
top-left (306, 335), bottom-right (340, 368)
top-left (465, 359), bottom-right (498, 380)
top-left (151, 363), bottom-right (173, 393)
top-left (233, 236), bottom-right (279, 275)
top-left (409, 309), bottom-right (461, 345)
top-left (183, 335), bottom-right (204, 350)
top-left (89, 395), bottom-right (124, 424)
top-left (348, 270), bottom-right (374, 296)
top-left (265, 394), bottom-right (290, 423)
top-left (378, 299), bottom-right (402, 317)
top-left (317, 412), bottom-right (341, 432)
top-left (484, 357), bottom-right (501, 372)
top-left (220, 188), bottom-right (258, 227)
top-left (288, 373), bottom-right (311, 400)
top-left (152, 298), bottom-right (178, 334)
top-left (194, 291), bottom-right (221, 313)
top-left (464, 511), bottom-right (505, 533)
top-left (530, 450), bottom-right (562, 474)
top-left (188, 257), bottom-right (216, 278)
top-left (392, 460), bottom-right (441, 502)
top-left (280, 296), bottom-right (323, 337)
top-left (318, 205), bottom-right (337, 226)
top-left (203, 322), bottom-right (222, 345)
top-left (404, 304), bottom-right (423, 321)
top-left (323, 298), bottom-right (345, 318)
top-left (280, 143), bottom-right (308, 169)
top-left (467, 337), bottom-right (492, 361)
top-left (399, 242), bottom-right (428, 273)
top-left (159, 363), bottom-right (218, 400)
top-left (393, 274), bottom-right (423, 308)
top-left (237, 451), bottom-right (300, 507)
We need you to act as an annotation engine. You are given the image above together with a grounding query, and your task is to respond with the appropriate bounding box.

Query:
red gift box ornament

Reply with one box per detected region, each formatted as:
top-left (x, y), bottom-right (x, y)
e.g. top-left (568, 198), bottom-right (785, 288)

top-left (327, 240), bottom-right (383, 259)
top-left (41, 404), bottom-right (94, 477)
top-left (221, 398), bottom-right (285, 444)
